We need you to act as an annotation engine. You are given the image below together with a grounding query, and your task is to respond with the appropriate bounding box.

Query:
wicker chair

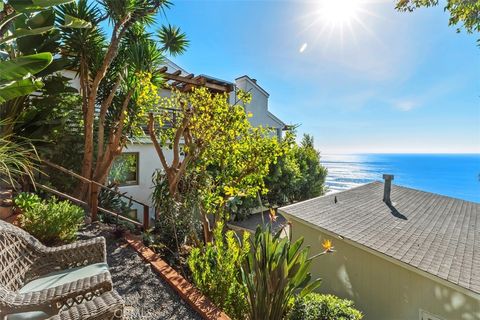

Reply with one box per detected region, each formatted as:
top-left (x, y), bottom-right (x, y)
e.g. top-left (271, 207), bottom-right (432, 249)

top-left (0, 220), bottom-right (123, 320)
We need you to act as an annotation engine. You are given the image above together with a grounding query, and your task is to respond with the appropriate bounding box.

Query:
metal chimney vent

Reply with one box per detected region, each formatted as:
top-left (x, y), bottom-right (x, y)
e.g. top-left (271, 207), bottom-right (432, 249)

top-left (383, 174), bottom-right (394, 205)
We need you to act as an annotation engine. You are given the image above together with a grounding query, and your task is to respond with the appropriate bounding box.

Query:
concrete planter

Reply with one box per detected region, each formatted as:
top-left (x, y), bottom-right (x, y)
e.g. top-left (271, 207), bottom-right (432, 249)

top-left (0, 189), bottom-right (13, 220)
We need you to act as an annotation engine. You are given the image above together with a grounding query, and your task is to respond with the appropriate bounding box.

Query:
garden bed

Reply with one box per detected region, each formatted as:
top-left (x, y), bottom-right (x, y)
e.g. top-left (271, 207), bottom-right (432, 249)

top-left (78, 223), bottom-right (203, 320)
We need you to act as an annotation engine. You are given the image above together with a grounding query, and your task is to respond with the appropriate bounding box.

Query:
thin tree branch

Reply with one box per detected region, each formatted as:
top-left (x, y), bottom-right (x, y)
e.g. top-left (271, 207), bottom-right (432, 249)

top-left (148, 112), bottom-right (169, 172)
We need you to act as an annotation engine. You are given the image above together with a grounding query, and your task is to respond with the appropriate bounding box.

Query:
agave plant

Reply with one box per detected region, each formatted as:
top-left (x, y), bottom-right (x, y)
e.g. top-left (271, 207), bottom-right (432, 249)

top-left (240, 225), bottom-right (322, 320)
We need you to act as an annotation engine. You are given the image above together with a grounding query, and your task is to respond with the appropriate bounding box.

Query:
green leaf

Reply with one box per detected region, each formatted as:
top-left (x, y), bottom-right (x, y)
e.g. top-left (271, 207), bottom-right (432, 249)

top-left (32, 0), bottom-right (75, 7)
top-left (0, 26), bottom-right (54, 44)
top-left (0, 13), bottom-right (23, 30)
top-left (62, 14), bottom-right (91, 28)
top-left (9, 0), bottom-right (74, 13)
top-left (0, 78), bottom-right (44, 103)
top-left (0, 52), bottom-right (53, 82)
top-left (9, 0), bottom-right (40, 13)
top-left (27, 9), bottom-right (55, 28)
top-left (36, 56), bottom-right (69, 77)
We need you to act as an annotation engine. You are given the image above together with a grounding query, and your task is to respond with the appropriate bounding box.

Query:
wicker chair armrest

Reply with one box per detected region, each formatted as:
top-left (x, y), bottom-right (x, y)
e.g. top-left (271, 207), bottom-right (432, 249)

top-left (40, 237), bottom-right (107, 272)
top-left (1, 272), bottom-right (113, 316)
top-left (46, 290), bottom-right (124, 320)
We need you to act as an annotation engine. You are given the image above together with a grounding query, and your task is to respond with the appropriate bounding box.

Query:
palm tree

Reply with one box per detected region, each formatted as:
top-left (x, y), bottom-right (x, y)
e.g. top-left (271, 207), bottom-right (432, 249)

top-left (58, 0), bottom-right (188, 202)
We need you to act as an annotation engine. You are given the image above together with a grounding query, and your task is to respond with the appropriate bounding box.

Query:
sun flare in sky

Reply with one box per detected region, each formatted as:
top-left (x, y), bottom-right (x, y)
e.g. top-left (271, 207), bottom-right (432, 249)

top-left (319, 0), bottom-right (361, 26)
top-left (300, 0), bottom-right (375, 49)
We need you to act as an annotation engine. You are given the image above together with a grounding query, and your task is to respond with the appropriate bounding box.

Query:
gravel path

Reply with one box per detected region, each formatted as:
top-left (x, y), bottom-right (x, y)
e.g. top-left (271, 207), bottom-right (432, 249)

top-left (79, 224), bottom-right (202, 320)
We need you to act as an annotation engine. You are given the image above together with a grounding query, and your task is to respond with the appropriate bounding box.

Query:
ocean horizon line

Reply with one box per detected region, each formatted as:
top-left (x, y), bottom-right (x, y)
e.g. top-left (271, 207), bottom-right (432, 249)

top-left (321, 152), bottom-right (480, 155)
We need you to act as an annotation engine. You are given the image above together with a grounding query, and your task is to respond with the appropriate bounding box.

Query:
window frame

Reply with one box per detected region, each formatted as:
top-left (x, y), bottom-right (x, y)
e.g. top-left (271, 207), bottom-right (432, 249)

top-left (116, 152), bottom-right (140, 187)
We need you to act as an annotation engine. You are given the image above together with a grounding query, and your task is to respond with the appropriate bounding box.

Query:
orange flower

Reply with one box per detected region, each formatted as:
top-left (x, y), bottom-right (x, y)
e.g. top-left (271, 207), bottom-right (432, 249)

top-left (269, 208), bottom-right (277, 222)
top-left (322, 239), bottom-right (333, 252)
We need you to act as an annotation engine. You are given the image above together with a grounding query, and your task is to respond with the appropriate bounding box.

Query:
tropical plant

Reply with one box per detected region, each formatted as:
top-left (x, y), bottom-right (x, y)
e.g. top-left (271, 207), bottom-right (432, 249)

top-left (288, 293), bottom-right (363, 320)
top-left (13, 192), bottom-right (40, 212)
top-left (57, 0), bottom-right (188, 201)
top-left (0, 53), bottom-right (51, 104)
top-left (0, 0), bottom-right (90, 130)
top-left (19, 196), bottom-right (85, 245)
top-left (97, 183), bottom-right (132, 216)
top-left (188, 222), bottom-right (250, 319)
top-left (240, 225), bottom-right (322, 320)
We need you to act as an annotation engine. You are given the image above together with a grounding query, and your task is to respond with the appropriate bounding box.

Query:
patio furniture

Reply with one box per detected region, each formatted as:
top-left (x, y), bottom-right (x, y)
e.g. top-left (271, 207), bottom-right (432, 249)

top-left (0, 220), bottom-right (123, 319)
top-left (46, 291), bottom-right (124, 320)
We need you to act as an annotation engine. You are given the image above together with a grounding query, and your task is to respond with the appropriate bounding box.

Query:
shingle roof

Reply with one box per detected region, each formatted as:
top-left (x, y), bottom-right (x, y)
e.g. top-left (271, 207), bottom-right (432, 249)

top-left (279, 181), bottom-right (480, 294)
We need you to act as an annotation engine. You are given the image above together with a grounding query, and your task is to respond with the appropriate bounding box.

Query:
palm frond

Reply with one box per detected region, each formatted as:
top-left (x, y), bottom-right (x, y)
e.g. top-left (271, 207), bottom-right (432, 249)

top-left (158, 24), bottom-right (188, 56)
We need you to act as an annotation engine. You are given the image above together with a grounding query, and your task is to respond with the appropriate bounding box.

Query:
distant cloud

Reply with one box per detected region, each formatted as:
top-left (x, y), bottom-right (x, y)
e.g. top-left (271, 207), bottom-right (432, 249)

top-left (393, 100), bottom-right (419, 111)
top-left (389, 76), bottom-right (464, 112)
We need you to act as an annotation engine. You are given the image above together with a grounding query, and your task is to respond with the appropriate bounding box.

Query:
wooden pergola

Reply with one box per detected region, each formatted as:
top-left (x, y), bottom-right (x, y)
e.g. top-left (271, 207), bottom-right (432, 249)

top-left (158, 66), bottom-right (234, 93)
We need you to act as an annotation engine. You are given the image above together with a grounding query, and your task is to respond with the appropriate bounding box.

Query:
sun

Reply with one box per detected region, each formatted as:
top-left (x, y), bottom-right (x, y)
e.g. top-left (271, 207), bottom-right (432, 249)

top-left (318, 0), bottom-right (361, 27)
top-left (298, 0), bottom-right (374, 50)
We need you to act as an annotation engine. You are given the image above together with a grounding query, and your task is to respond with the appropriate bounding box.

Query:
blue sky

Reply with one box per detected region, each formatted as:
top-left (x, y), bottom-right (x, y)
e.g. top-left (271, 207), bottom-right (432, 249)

top-left (160, 0), bottom-right (479, 154)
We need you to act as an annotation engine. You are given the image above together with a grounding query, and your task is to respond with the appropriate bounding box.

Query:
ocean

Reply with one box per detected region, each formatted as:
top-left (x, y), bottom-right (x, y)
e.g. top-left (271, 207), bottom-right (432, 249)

top-left (321, 154), bottom-right (480, 203)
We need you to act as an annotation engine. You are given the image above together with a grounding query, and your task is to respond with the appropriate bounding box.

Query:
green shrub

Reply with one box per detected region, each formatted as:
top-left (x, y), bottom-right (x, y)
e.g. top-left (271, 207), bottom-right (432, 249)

top-left (240, 225), bottom-right (322, 320)
top-left (188, 222), bottom-right (250, 320)
top-left (288, 293), bottom-right (363, 320)
top-left (14, 192), bottom-right (41, 212)
top-left (20, 197), bottom-right (85, 245)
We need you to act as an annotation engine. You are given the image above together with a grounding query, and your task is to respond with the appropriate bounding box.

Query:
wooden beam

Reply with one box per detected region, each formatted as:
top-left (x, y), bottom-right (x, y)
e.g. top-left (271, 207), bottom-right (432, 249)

top-left (205, 82), bottom-right (232, 92)
top-left (171, 73), bottom-right (194, 87)
top-left (164, 73), bottom-right (202, 86)
top-left (158, 66), bottom-right (168, 73)
top-left (162, 72), bottom-right (232, 92)
top-left (172, 70), bottom-right (182, 76)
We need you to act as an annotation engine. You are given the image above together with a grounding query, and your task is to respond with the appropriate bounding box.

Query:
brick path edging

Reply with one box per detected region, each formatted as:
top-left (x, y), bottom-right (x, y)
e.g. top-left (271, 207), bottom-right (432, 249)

top-left (124, 233), bottom-right (231, 320)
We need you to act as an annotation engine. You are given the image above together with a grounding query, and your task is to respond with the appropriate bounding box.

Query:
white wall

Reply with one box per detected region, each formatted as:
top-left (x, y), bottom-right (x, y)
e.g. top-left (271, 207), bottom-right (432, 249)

top-left (62, 70), bottom-right (81, 91)
top-left (234, 76), bottom-right (284, 131)
top-left (118, 142), bottom-right (174, 224)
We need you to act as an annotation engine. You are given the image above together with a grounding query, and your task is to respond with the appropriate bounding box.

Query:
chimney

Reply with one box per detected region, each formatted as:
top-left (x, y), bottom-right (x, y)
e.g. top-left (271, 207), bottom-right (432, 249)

top-left (383, 174), bottom-right (394, 205)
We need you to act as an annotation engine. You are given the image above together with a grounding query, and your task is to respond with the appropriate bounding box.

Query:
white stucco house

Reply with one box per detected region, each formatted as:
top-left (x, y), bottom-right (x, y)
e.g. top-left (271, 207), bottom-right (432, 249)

top-left (112, 59), bottom-right (286, 223)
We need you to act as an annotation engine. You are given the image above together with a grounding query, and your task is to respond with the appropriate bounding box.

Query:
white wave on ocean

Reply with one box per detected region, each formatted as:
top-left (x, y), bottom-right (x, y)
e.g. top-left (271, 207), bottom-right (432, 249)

top-left (320, 153), bottom-right (480, 202)
top-left (321, 154), bottom-right (389, 194)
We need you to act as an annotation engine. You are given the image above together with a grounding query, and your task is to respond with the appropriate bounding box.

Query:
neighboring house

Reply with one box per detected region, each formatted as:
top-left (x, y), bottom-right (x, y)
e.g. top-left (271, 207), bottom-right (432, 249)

top-left (279, 176), bottom-right (480, 320)
top-left (115, 59), bottom-right (286, 223)
top-left (235, 75), bottom-right (286, 140)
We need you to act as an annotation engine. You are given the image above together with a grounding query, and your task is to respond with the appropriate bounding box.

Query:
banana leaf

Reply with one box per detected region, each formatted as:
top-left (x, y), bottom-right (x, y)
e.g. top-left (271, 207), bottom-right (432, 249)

top-left (0, 78), bottom-right (44, 103)
top-left (0, 52), bottom-right (53, 82)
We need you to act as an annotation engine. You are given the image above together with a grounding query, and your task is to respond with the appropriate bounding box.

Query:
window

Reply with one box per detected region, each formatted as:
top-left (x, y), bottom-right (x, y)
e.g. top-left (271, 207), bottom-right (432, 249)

top-left (108, 152), bottom-right (139, 186)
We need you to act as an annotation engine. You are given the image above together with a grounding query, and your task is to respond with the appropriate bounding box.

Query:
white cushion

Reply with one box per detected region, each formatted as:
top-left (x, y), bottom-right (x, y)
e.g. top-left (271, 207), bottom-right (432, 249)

top-left (19, 262), bottom-right (109, 293)
top-left (7, 263), bottom-right (109, 320)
